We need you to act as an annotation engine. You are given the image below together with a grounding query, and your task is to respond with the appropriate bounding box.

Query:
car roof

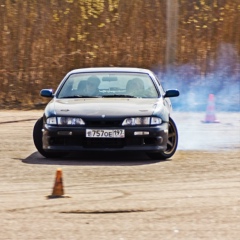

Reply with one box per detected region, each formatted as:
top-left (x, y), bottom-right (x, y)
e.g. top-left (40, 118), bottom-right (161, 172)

top-left (68, 67), bottom-right (154, 75)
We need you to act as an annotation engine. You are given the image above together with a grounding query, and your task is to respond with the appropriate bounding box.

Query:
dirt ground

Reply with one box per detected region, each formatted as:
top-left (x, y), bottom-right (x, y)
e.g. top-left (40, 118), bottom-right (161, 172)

top-left (0, 110), bottom-right (239, 240)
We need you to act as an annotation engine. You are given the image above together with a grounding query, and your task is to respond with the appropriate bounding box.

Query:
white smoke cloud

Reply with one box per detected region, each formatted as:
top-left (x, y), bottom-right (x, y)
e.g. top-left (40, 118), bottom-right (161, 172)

top-left (153, 43), bottom-right (240, 112)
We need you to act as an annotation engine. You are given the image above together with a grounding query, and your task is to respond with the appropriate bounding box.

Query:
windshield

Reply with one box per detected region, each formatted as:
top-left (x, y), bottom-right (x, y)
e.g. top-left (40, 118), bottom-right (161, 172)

top-left (57, 72), bottom-right (159, 98)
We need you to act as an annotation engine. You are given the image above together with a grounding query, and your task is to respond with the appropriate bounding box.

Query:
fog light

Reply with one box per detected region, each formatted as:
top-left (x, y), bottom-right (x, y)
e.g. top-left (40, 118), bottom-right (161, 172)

top-left (134, 131), bottom-right (149, 136)
top-left (57, 131), bottom-right (72, 136)
top-left (156, 137), bottom-right (163, 144)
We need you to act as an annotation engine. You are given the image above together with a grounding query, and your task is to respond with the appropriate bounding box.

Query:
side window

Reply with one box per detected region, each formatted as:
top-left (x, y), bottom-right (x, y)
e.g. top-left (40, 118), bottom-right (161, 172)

top-left (158, 84), bottom-right (165, 96)
top-left (58, 79), bottom-right (74, 98)
top-left (152, 74), bottom-right (164, 96)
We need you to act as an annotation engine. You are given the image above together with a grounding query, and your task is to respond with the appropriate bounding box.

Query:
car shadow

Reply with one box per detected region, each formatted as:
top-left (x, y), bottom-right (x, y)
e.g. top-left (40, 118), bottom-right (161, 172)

top-left (21, 151), bottom-right (170, 166)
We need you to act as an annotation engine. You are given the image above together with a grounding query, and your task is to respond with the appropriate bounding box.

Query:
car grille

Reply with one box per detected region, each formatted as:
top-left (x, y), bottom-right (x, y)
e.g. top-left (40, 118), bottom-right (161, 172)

top-left (49, 136), bottom-right (145, 148)
top-left (84, 119), bottom-right (123, 127)
top-left (83, 138), bottom-right (124, 148)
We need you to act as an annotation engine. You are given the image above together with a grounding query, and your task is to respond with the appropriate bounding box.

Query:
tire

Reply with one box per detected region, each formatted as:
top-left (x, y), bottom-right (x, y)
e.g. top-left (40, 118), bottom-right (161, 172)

top-left (33, 117), bottom-right (68, 158)
top-left (147, 117), bottom-right (178, 160)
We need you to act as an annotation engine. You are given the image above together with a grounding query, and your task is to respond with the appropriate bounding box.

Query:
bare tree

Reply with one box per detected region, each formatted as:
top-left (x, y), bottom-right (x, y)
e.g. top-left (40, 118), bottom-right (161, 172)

top-left (166, 0), bottom-right (179, 74)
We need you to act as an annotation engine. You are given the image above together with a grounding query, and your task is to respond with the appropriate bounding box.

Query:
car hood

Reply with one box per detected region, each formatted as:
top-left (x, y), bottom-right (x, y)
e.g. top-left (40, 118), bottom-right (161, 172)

top-left (48, 98), bottom-right (165, 118)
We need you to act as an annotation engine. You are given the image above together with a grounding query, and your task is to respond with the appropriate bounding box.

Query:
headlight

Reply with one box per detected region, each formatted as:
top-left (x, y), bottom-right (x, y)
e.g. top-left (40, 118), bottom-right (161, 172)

top-left (122, 117), bottom-right (162, 126)
top-left (46, 117), bottom-right (85, 125)
top-left (57, 117), bottom-right (85, 125)
top-left (46, 117), bottom-right (57, 125)
top-left (150, 117), bottom-right (162, 125)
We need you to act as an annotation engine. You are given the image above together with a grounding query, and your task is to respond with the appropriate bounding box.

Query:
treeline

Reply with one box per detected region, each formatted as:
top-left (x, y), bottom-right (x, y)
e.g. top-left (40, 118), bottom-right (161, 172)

top-left (0, 0), bottom-right (239, 108)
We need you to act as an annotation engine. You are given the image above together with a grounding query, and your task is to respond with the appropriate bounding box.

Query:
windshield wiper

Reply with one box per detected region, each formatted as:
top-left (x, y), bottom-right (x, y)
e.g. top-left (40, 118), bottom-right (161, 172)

top-left (60, 95), bottom-right (102, 98)
top-left (101, 94), bottom-right (136, 98)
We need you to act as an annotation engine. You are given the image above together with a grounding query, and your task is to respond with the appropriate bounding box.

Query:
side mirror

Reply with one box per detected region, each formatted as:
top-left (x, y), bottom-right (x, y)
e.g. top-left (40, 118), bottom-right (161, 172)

top-left (40, 89), bottom-right (54, 98)
top-left (164, 89), bottom-right (180, 98)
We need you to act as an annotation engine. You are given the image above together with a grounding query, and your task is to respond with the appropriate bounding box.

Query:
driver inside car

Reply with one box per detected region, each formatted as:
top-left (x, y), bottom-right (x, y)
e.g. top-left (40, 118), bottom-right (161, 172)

top-left (85, 76), bottom-right (101, 96)
top-left (126, 78), bottom-right (145, 97)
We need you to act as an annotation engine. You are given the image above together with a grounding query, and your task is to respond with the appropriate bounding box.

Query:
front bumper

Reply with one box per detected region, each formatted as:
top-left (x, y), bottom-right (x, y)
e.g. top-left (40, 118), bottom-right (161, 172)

top-left (42, 123), bottom-right (169, 152)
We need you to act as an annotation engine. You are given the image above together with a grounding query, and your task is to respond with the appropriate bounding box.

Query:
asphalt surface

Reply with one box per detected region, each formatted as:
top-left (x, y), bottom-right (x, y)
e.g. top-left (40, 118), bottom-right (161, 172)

top-left (0, 110), bottom-right (239, 240)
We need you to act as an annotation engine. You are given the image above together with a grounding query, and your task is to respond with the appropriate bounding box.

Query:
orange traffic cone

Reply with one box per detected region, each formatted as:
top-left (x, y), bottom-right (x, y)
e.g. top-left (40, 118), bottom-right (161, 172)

top-left (202, 94), bottom-right (220, 123)
top-left (47, 168), bottom-right (66, 198)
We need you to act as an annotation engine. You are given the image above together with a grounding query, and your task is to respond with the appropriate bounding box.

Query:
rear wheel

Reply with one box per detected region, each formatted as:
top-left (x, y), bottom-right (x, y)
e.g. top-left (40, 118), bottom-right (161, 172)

top-left (33, 117), bottom-right (68, 158)
top-left (147, 117), bottom-right (178, 160)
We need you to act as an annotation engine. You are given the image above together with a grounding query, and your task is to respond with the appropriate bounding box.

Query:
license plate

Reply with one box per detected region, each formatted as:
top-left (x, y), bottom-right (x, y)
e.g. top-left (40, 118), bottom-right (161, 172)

top-left (86, 129), bottom-right (125, 138)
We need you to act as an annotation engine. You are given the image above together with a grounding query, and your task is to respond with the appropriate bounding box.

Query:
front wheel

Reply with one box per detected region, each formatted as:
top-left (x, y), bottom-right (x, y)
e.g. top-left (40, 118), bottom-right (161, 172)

top-left (33, 117), bottom-right (68, 158)
top-left (147, 117), bottom-right (178, 160)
